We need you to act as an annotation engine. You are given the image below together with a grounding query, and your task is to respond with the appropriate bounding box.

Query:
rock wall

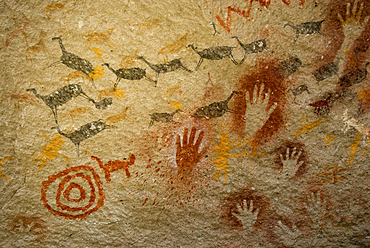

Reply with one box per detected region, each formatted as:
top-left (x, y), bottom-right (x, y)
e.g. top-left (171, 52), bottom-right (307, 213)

top-left (0, 0), bottom-right (368, 247)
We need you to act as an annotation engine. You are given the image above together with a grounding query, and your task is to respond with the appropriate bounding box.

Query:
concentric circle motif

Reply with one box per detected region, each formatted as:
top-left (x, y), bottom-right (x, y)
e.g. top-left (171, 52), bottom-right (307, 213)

top-left (41, 166), bottom-right (105, 219)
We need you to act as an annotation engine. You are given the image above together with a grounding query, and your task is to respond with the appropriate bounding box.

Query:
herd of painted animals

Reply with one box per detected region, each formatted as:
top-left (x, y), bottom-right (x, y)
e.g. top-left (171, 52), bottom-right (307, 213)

top-left (1, 0), bottom-right (369, 247)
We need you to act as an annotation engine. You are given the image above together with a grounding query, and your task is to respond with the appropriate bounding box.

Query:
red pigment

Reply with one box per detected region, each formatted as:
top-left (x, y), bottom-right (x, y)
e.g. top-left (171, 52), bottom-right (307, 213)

top-left (215, 0), bottom-right (290, 33)
top-left (319, 0), bottom-right (369, 72)
top-left (221, 186), bottom-right (271, 231)
top-left (274, 141), bottom-right (309, 177)
top-left (232, 59), bottom-right (287, 145)
top-left (142, 198), bottom-right (149, 206)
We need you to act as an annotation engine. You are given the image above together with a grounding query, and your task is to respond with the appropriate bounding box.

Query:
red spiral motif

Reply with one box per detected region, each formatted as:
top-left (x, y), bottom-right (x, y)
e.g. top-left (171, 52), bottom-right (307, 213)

top-left (41, 166), bottom-right (105, 219)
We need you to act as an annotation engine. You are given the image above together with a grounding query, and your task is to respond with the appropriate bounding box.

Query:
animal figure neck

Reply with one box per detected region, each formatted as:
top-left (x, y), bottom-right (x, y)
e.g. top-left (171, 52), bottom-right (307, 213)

top-left (102, 63), bottom-right (116, 74)
top-left (138, 57), bottom-right (155, 69)
top-left (232, 36), bottom-right (244, 48)
top-left (27, 89), bottom-right (43, 101)
top-left (52, 37), bottom-right (67, 54)
top-left (188, 44), bottom-right (200, 54)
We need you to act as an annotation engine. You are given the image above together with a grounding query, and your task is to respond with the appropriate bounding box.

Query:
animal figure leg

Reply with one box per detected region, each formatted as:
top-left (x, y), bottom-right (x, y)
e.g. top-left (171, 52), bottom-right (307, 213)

top-left (91, 156), bottom-right (104, 167)
top-left (91, 155), bottom-right (111, 181)
top-left (239, 53), bottom-right (247, 65)
top-left (144, 75), bottom-right (156, 86)
top-left (227, 108), bottom-right (236, 113)
top-left (89, 77), bottom-right (97, 89)
top-left (149, 119), bottom-right (154, 128)
top-left (180, 65), bottom-right (192, 73)
top-left (123, 168), bottom-right (131, 178)
top-left (52, 108), bottom-right (59, 125)
top-left (155, 73), bottom-right (159, 87)
top-left (294, 32), bottom-right (300, 42)
top-left (79, 90), bottom-right (96, 104)
top-left (113, 78), bottom-right (120, 91)
top-left (195, 58), bottom-right (204, 71)
top-left (229, 54), bottom-right (238, 65)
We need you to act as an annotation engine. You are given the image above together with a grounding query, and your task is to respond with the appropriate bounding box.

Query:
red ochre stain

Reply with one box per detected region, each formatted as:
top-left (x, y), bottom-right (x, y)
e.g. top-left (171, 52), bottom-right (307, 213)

top-left (215, 1), bottom-right (291, 33)
top-left (232, 59), bottom-right (287, 145)
top-left (318, 0), bottom-right (369, 72)
top-left (142, 198), bottom-right (149, 206)
top-left (221, 186), bottom-right (270, 231)
top-left (274, 141), bottom-right (309, 177)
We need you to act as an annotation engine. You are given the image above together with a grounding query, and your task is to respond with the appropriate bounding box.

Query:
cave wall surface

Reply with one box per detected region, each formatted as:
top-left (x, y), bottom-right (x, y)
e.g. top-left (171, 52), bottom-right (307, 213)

top-left (0, 0), bottom-right (369, 247)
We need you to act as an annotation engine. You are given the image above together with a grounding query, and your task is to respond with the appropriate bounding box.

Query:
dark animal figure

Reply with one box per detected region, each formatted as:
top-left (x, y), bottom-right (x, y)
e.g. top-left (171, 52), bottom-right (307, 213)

top-left (27, 84), bottom-right (112, 124)
top-left (338, 62), bottom-right (369, 88)
top-left (102, 63), bottom-right (155, 90)
top-left (192, 91), bottom-right (239, 119)
top-left (289, 85), bottom-right (310, 99)
top-left (276, 56), bottom-right (302, 78)
top-left (91, 154), bottom-right (136, 182)
top-left (52, 119), bottom-right (110, 156)
top-left (313, 59), bottom-right (342, 82)
top-left (94, 97), bottom-right (113, 110)
top-left (51, 37), bottom-right (96, 87)
top-left (187, 44), bottom-right (238, 70)
top-left (284, 20), bottom-right (324, 42)
top-left (232, 37), bottom-right (267, 64)
top-left (309, 94), bottom-right (332, 115)
top-left (149, 109), bottom-right (182, 127)
top-left (136, 56), bottom-right (192, 86)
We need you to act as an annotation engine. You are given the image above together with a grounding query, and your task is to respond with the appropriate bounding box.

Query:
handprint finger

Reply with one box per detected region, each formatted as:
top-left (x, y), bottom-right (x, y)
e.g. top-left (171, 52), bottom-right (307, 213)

top-left (352, 0), bottom-right (358, 19)
top-left (189, 127), bottom-right (197, 145)
top-left (277, 221), bottom-right (289, 233)
top-left (231, 211), bottom-right (239, 219)
top-left (310, 192), bottom-right (316, 206)
top-left (194, 130), bottom-right (204, 151)
top-left (236, 202), bottom-right (243, 213)
top-left (267, 102), bottom-right (277, 116)
top-left (249, 200), bottom-right (253, 212)
top-left (254, 208), bottom-right (260, 217)
top-left (298, 160), bottom-right (304, 167)
top-left (356, 2), bottom-right (364, 22)
top-left (316, 191), bottom-right (321, 205)
top-left (291, 147), bottom-right (297, 158)
top-left (364, 16), bottom-right (370, 25)
top-left (296, 150), bottom-right (302, 159)
top-left (253, 84), bottom-right (259, 103)
top-left (322, 198), bottom-right (327, 214)
top-left (338, 13), bottom-right (345, 25)
top-left (242, 199), bottom-right (248, 210)
top-left (286, 148), bottom-right (290, 159)
top-left (280, 153), bottom-right (284, 163)
top-left (246, 90), bottom-right (251, 108)
top-left (263, 88), bottom-right (271, 105)
top-left (176, 135), bottom-right (182, 154)
top-left (304, 202), bottom-right (308, 210)
top-left (258, 83), bottom-right (265, 104)
top-left (183, 128), bottom-right (189, 146)
top-left (199, 145), bottom-right (208, 159)
top-left (346, 3), bottom-right (351, 21)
